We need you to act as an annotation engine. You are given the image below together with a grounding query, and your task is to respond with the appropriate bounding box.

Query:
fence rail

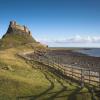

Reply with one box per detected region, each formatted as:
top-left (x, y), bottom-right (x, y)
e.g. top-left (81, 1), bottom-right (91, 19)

top-left (18, 52), bottom-right (100, 88)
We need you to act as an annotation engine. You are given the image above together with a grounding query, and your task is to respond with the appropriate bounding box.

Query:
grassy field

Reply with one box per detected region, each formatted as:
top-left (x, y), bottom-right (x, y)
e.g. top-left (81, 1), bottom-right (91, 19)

top-left (0, 45), bottom-right (99, 100)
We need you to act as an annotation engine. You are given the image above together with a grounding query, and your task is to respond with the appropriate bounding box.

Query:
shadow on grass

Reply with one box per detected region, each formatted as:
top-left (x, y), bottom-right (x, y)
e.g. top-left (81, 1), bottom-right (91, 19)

top-left (44, 72), bottom-right (68, 100)
top-left (95, 90), bottom-right (100, 97)
top-left (67, 87), bottom-right (81, 100)
top-left (87, 86), bottom-right (98, 100)
top-left (16, 60), bottom-right (82, 100)
top-left (43, 71), bottom-right (79, 100)
top-left (16, 70), bottom-right (75, 100)
top-left (68, 87), bottom-right (94, 100)
top-left (16, 71), bottom-right (55, 100)
top-left (17, 57), bottom-right (96, 100)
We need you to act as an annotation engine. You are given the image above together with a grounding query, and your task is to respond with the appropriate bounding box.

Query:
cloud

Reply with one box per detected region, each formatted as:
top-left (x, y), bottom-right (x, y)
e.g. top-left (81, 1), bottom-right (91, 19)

top-left (44, 35), bottom-right (100, 43)
top-left (39, 35), bottom-right (100, 47)
top-left (69, 35), bottom-right (100, 43)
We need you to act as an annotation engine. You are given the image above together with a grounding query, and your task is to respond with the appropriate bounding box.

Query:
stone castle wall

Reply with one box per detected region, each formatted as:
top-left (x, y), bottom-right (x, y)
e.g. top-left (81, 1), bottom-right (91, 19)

top-left (10, 21), bottom-right (31, 35)
top-left (15, 25), bottom-right (24, 30)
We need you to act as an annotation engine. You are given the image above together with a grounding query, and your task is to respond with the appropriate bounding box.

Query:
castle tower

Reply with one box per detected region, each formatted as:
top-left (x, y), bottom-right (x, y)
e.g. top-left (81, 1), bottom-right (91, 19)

top-left (10, 21), bottom-right (16, 27)
top-left (24, 25), bottom-right (27, 32)
top-left (28, 31), bottom-right (31, 35)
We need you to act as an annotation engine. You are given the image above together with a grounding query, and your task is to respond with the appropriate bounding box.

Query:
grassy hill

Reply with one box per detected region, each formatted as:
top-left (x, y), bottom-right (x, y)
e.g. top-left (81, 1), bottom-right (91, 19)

top-left (0, 32), bottom-right (36, 49)
top-left (0, 46), bottom-right (94, 100)
top-left (0, 21), bottom-right (99, 100)
top-left (0, 42), bottom-right (98, 100)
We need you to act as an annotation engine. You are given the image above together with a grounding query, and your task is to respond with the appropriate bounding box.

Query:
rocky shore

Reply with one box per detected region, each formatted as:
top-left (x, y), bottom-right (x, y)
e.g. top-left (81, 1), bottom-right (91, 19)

top-left (48, 49), bottom-right (100, 72)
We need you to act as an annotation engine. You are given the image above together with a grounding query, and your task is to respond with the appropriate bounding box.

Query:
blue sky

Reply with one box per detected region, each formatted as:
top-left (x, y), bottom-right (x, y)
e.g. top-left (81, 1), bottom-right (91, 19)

top-left (0, 0), bottom-right (100, 47)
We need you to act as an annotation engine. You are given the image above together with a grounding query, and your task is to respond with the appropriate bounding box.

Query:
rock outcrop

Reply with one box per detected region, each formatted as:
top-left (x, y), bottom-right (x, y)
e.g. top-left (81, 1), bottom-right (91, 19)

top-left (0, 21), bottom-right (48, 50)
top-left (0, 21), bottom-right (37, 49)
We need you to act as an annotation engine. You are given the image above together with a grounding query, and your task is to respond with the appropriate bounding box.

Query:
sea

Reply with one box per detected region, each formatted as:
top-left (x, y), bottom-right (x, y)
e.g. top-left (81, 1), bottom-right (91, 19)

top-left (75, 48), bottom-right (100, 57)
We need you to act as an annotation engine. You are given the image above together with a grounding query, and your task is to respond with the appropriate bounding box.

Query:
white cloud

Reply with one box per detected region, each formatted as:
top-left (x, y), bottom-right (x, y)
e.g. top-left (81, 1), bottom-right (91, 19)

top-left (45, 35), bottom-right (100, 43)
top-left (39, 35), bottom-right (100, 47)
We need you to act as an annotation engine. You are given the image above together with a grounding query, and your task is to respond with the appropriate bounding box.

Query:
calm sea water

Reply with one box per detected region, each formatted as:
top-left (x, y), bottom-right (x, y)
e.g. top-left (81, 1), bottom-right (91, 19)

top-left (75, 48), bottom-right (100, 57)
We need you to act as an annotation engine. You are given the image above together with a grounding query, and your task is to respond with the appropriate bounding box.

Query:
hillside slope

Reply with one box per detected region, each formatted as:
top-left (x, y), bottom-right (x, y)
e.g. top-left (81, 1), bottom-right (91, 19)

top-left (0, 21), bottom-right (36, 49)
top-left (0, 46), bottom-right (93, 100)
top-left (0, 21), bottom-right (97, 100)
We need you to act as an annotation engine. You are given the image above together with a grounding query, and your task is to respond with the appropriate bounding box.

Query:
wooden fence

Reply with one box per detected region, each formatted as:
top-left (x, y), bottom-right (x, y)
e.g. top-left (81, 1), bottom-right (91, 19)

top-left (18, 52), bottom-right (100, 88)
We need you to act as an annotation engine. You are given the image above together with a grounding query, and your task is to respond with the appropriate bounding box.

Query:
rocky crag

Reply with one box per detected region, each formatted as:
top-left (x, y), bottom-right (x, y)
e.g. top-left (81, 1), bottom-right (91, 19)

top-left (0, 21), bottom-right (45, 49)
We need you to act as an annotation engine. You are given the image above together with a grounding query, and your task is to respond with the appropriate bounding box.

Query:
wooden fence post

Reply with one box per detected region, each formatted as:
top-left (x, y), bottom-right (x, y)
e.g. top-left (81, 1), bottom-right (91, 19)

top-left (81, 68), bottom-right (84, 88)
top-left (47, 56), bottom-right (49, 66)
top-left (51, 56), bottom-right (53, 66)
top-left (38, 55), bottom-right (40, 61)
top-left (89, 69), bottom-right (91, 85)
top-left (72, 67), bottom-right (73, 78)
top-left (58, 56), bottom-right (59, 67)
top-left (57, 56), bottom-right (59, 68)
top-left (99, 71), bottom-right (100, 88)
top-left (66, 67), bottom-right (68, 76)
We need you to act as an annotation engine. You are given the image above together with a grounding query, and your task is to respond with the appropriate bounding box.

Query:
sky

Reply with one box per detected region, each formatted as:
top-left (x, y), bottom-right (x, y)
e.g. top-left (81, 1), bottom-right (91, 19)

top-left (0, 0), bottom-right (100, 47)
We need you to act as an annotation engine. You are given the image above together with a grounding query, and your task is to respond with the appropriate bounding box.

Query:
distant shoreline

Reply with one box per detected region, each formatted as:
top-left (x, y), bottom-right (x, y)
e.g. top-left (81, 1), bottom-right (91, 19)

top-left (48, 49), bottom-right (100, 72)
top-left (49, 47), bottom-right (100, 57)
top-left (49, 47), bottom-right (100, 49)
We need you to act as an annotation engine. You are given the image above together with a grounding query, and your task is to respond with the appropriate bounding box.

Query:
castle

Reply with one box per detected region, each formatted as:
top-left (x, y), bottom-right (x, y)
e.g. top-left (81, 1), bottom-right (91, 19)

top-left (9, 21), bottom-right (32, 35)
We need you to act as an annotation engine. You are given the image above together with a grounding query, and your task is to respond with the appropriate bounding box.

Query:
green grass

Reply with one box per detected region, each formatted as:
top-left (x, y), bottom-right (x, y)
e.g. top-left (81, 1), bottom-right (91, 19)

top-left (0, 27), bottom-right (99, 100)
top-left (0, 45), bottom-right (99, 100)
top-left (0, 32), bottom-right (36, 49)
